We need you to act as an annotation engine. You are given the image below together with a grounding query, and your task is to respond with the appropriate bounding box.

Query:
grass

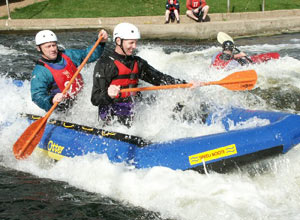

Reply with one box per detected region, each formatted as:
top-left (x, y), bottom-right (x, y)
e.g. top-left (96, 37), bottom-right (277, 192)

top-left (2, 0), bottom-right (300, 19)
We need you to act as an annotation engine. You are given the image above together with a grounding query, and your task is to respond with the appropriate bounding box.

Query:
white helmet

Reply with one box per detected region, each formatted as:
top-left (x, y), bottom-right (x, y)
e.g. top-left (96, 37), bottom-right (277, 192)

top-left (35, 30), bottom-right (57, 46)
top-left (113, 23), bottom-right (141, 42)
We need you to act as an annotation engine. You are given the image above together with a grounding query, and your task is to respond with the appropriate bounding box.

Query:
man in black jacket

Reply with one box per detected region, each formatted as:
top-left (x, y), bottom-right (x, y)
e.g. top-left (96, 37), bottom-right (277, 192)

top-left (91, 23), bottom-right (185, 127)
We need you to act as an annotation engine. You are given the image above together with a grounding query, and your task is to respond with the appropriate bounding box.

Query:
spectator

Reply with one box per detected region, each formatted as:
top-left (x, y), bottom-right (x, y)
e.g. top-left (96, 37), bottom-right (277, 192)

top-left (165, 0), bottom-right (180, 24)
top-left (186, 0), bottom-right (209, 22)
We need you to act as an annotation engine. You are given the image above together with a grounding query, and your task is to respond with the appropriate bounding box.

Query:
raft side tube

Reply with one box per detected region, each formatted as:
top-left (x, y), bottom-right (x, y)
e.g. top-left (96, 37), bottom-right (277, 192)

top-left (30, 108), bottom-right (300, 172)
top-left (133, 111), bottom-right (300, 170)
top-left (38, 123), bottom-right (137, 163)
top-left (250, 52), bottom-right (280, 63)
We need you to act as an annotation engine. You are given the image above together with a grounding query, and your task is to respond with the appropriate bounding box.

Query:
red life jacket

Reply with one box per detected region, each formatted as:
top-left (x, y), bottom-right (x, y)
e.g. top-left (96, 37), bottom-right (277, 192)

top-left (190, 0), bottom-right (206, 9)
top-left (211, 52), bottom-right (232, 69)
top-left (110, 60), bottom-right (139, 99)
top-left (168, 0), bottom-right (178, 11)
top-left (39, 53), bottom-right (84, 98)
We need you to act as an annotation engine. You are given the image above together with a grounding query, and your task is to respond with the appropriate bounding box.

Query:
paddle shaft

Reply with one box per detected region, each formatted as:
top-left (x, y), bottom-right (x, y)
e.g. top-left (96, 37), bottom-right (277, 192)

top-left (120, 80), bottom-right (253, 93)
top-left (15, 36), bottom-right (103, 159)
top-left (121, 70), bottom-right (257, 93)
top-left (63, 36), bottom-right (103, 94)
top-left (234, 47), bottom-right (253, 63)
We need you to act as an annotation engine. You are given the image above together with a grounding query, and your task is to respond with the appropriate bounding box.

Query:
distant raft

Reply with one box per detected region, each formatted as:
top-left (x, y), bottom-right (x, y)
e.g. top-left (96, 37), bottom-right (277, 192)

top-left (211, 52), bottom-right (280, 70)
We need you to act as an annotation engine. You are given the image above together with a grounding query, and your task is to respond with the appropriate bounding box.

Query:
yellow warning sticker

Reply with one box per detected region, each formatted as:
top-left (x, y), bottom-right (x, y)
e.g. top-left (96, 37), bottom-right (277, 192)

top-left (189, 144), bottom-right (237, 165)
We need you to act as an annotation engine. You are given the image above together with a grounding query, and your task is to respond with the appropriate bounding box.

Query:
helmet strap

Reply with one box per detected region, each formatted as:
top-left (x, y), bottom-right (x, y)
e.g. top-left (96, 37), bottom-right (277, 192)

top-left (120, 39), bottom-right (129, 57)
top-left (116, 38), bottom-right (128, 57)
top-left (37, 45), bottom-right (46, 56)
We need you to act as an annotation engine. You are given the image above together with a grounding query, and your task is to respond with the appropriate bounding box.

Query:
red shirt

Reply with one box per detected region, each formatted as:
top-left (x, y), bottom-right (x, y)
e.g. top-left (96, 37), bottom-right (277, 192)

top-left (186, 0), bottom-right (207, 10)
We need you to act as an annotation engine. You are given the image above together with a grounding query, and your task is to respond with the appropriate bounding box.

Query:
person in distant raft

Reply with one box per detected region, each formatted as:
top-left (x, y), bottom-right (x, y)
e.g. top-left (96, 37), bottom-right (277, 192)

top-left (91, 23), bottom-right (186, 127)
top-left (186, 0), bottom-right (209, 22)
top-left (31, 29), bottom-right (108, 112)
top-left (165, 0), bottom-right (180, 24)
top-left (211, 40), bottom-right (249, 70)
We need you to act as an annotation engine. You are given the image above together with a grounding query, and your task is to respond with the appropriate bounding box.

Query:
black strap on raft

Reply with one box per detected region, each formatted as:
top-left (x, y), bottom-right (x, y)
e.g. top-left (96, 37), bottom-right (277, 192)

top-left (21, 113), bottom-right (151, 147)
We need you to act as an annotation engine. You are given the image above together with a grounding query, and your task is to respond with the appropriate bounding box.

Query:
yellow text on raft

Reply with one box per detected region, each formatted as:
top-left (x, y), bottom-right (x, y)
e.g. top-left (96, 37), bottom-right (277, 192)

top-left (189, 144), bottom-right (237, 165)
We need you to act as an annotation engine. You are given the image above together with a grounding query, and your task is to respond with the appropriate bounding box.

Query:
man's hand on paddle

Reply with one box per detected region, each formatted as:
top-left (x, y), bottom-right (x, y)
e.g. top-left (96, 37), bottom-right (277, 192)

top-left (108, 85), bottom-right (121, 98)
top-left (52, 93), bottom-right (66, 104)
top-left (98, 29), bottom-right (108, 42)
top-left (190, 80), bottom-right (205, 88)
top-left (234, 51), bottom-right (247, 59)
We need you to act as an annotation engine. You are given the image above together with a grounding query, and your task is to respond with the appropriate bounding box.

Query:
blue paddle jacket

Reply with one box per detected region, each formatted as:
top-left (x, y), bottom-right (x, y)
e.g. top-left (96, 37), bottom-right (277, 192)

top-left (31, 43), bottom-right (105, 111)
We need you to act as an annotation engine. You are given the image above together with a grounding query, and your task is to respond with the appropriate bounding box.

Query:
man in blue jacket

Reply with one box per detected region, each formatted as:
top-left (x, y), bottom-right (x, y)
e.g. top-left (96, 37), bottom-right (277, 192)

top-left (31, 29), bottom-right (108, 112)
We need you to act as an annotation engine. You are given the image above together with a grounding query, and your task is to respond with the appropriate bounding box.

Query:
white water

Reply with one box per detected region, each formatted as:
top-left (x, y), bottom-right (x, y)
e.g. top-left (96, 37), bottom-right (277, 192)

top-left (1, 37), bottom-right (300, 220)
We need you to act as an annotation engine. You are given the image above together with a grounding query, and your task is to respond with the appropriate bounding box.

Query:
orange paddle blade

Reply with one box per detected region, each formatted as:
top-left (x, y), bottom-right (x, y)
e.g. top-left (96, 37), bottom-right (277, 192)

top-left (207, 69), bottom-right (257, 91)
top-left (121, 70), bottom-right (257, 93)
top-left (13, 117), bottom-right (47, 159)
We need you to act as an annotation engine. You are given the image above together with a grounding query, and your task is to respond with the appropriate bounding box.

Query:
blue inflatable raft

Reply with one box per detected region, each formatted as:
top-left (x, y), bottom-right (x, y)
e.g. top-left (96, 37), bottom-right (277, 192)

top-left (22, 108), bottom-right (300, 173)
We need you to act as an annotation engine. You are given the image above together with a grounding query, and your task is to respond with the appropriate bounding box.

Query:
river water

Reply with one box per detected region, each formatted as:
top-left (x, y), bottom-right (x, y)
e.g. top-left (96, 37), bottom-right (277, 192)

top-left (1, 31), bottom-right (300, 220)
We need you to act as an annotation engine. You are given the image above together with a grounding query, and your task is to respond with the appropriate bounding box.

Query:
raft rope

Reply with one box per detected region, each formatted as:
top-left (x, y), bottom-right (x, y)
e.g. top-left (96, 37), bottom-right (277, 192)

top-left (202, 158), bottom-right (209, 175)
top-left (21, 113), bottom-right (151, 147)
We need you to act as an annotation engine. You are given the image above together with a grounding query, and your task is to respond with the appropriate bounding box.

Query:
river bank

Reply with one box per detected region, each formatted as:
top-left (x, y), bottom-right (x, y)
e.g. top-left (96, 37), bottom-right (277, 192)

top-left (1, 9), bottom-right (300, 40)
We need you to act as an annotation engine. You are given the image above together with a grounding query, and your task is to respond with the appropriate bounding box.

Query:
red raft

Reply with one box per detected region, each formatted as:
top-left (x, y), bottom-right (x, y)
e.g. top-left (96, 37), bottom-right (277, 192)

top-left (249, 52), bottom-right (280, 63)
top-left (212, 52), bottom-right (280, 70)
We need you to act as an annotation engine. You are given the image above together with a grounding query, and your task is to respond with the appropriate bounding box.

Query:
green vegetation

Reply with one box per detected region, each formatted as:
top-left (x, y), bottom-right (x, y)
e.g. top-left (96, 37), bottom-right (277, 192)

top-left (2, 0), bottom-right (300, 19)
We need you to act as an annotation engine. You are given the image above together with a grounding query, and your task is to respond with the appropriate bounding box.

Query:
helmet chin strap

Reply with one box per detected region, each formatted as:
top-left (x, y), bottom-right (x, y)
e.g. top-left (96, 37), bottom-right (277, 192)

top-left (117, 39), bottom-right (129, 57)
top-left (38, 45), bottom-right (44, 55)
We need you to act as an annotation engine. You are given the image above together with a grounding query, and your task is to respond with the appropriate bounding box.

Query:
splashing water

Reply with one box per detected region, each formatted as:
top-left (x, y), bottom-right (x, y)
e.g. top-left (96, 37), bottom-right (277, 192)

top-left (1, 32), bottom-right (300, 220)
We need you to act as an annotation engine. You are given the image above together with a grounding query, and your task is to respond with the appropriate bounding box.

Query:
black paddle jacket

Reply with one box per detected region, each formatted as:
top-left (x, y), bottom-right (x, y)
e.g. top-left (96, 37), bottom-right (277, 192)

top-left (91, 51), bottom-right (185, 108)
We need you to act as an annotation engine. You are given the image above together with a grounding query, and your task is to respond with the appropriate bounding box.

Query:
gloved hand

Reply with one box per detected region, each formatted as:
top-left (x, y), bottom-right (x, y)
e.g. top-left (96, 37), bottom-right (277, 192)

top-left (237, 58), bottom-right (250, 66)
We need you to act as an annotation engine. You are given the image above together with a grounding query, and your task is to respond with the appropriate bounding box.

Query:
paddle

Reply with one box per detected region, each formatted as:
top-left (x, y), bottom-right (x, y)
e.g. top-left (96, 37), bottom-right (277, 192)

top-left (217, 32), bottom-right (253, 64)
top-left (13, 36), bottom-right (103, 160)
top-left (120, 69), bottom-right (257, 93)
top-left (217, 31), bottom-right (234, 45)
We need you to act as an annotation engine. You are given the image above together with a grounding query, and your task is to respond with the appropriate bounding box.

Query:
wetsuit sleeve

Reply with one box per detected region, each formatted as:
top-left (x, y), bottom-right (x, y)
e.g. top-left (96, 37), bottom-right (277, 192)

top-left (64, 43), bottom-right (106, 67)
top-left (138, 57), bottom-right (186, 86)
top-left (91, 58), bottom-right (117, 107)
top-left (30, 65), bottom-right (55, 111)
